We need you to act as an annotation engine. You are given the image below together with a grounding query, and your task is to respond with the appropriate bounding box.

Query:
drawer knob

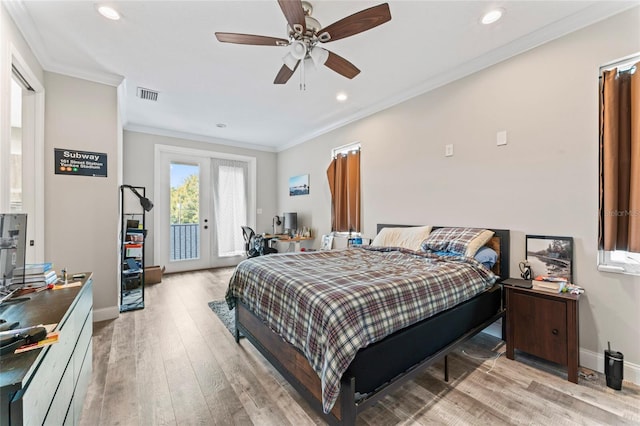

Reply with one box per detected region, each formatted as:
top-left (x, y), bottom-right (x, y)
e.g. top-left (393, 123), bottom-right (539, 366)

top-left (552, 329), bottom-right (559, 335)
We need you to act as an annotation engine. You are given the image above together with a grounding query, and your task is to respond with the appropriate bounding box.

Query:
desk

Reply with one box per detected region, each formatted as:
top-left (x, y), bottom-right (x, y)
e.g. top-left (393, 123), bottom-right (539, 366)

top-left (264, 235), bottom-right (313, 252)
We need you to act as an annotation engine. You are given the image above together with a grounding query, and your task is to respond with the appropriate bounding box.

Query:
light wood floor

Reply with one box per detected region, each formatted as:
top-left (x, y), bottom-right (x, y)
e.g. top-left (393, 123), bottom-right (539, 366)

top-left (80, 268), bottom-right (640, 425)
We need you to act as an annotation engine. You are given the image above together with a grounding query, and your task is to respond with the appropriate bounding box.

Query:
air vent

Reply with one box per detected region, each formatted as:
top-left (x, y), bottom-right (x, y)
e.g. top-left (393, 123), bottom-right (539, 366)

top-left (136, 87), bottom-right (159, 101)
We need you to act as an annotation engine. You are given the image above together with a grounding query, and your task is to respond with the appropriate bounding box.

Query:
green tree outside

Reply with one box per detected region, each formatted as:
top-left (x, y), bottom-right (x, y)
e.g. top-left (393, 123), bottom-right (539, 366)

top-left (171, 174), bottom-right (199, 224)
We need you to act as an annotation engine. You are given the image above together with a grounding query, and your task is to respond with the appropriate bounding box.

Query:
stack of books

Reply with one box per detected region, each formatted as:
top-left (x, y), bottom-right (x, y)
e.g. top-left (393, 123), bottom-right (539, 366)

top-left (532, 276), bottom-right (584, 294)
top-left (11, 262), bottom-right (58, 290)
top-left (532, 279), bottom-right (566, 293)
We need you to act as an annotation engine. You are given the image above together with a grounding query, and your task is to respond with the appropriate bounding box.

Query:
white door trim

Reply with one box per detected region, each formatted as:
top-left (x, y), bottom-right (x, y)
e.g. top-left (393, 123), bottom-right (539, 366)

top-left (153, 144), bottom-right (256, 270)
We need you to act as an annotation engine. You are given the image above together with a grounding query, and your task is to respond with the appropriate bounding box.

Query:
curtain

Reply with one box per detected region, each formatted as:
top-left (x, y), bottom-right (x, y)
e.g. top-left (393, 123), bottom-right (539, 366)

top-left (327, 150), bottom-right (360, 232)
top-left (212, 158), bottom-right (248, 256)
top-left (599, 62), bottom-right (639, 253)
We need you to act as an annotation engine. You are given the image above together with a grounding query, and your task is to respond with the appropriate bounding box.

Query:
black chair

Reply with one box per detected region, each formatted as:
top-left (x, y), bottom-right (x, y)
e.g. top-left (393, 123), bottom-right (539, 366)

top-left (241, 226), bottom-right (277, 258)
top-left (241, 226), bottom-right (256, 257)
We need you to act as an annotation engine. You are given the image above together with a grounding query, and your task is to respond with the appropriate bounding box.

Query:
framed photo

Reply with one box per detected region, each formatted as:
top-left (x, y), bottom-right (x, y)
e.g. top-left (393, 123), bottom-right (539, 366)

top-left (525, 235), bottom-right (573, 283)
top-left (289, 174), bottom-right (310, 196)
top-left (320, 234), bottom-right (334, 251)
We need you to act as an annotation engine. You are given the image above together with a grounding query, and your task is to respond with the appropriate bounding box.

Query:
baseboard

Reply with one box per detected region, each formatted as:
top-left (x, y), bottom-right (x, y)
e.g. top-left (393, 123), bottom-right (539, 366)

top-left (93, 305), bottom-right (119, 322)
top-left (480, 324), bottom-right (640, 387)
top-left (580, 347), bottom-right (640, 386)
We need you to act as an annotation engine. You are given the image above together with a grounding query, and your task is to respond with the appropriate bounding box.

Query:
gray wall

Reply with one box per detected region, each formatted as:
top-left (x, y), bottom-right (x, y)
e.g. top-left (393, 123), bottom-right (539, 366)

top-left (123, 130), bottom-right (278, 265)
top-left (277, 8), bottom-right (640, 379)
top-left (44, 72), bottom-right (120, 320)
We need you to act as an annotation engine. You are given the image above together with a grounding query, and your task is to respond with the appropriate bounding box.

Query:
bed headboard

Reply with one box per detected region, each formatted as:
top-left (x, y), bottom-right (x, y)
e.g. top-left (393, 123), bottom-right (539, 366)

top-left (376, 224), bottom-right (510, 282)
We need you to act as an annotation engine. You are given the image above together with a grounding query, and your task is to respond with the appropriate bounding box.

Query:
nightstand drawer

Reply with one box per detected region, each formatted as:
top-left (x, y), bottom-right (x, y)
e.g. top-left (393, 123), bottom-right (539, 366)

top-left (510, 292), bottom-right (567, 364)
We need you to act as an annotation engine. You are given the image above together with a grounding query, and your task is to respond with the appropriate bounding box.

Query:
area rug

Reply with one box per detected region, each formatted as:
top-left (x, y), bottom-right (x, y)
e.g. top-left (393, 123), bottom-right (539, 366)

top-left (208, 300), bottom-right (243, 338)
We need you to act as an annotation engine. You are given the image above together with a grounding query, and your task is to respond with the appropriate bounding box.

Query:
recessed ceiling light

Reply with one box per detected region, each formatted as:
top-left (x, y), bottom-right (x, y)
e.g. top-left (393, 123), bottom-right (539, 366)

top-left (336, 92), bottom-right (348, 102)
top-left (216, 123), bottom-right (227, 128)
top-left (97, 5), bottom-right (121, 21)
top-left (481, 9), bottom-right (503, 25)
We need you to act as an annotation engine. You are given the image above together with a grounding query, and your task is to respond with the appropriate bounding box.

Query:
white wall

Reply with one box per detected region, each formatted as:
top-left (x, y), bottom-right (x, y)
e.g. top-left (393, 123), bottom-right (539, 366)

top-left (44, 72), bottom-right (120, 321)
top-left (277, 8), bottom-right (640, 381)
top-left (123, 130), bottom-right (278, 265)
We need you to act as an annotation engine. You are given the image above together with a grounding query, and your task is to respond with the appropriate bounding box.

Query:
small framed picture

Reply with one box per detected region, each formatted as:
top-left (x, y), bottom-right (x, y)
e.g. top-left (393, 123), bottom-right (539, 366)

top-left (525, 235), bottom-right (573, 283)
top-left (321, 234), bottom-right (334, 251)
top-left (289, 174), bottom-right (310, 196)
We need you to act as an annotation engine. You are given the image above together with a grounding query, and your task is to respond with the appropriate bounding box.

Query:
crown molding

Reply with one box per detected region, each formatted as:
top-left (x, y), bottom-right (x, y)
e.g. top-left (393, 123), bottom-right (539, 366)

top-left (4, 0), bottom-right (123, 87)
top-left (276, 2), bottom-right (639, 152)
top-left (124, 124), bottom-right (278, 153)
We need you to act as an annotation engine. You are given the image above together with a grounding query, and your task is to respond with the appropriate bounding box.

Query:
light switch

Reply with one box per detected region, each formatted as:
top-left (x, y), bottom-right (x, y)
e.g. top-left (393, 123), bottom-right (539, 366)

top-left (257, 208), bottom-right (263, 215)
top-left (445, 144), bottom-right (454, 157)
top-left (497, 130), bottom-right (507, 146)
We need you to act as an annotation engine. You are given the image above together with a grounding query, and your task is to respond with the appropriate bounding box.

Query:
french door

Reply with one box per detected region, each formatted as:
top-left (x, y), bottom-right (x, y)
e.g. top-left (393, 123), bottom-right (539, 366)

top-left (155, 146), bottom-right (256, 273)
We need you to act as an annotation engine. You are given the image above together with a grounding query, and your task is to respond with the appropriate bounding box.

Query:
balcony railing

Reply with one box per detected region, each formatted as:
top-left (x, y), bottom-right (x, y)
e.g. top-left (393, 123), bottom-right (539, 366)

top-left (170, 223), bottom-right (200, 261)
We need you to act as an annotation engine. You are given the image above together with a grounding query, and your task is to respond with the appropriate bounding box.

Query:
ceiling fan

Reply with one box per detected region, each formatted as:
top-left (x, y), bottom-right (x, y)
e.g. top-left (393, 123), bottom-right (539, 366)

top-left (215, 0), bottom-right (392, 86)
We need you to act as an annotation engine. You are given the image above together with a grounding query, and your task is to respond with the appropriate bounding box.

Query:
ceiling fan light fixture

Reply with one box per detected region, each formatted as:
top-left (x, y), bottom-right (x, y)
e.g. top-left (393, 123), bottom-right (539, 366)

top-left (290, 40), bottom-right (307, 60)
top-left (283, 52), bottom-right (299, 71)
top-left (481, 9), bottom-right (504, 25)
top-left (309, 47), bottom-right (329, 68)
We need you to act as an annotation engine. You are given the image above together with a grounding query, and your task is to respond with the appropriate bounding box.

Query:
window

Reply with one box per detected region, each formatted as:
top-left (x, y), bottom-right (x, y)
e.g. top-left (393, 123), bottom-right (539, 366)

top-left (598, 53), bottom-right (640, 275)
top-left (327, 142), bottom-right (360, 233)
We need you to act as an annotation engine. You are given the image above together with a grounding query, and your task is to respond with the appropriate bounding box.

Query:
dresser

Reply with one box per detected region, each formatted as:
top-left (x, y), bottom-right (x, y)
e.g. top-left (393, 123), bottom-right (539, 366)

top-left (0, 274), bottom-right (93, 425)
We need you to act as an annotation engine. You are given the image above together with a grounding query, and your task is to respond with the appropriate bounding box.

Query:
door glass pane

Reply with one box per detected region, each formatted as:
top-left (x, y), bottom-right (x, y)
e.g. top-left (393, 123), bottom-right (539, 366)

top-left (10, 77), bottom-right (23, 212)
top-left (170, 162), bottom-right (200, 261)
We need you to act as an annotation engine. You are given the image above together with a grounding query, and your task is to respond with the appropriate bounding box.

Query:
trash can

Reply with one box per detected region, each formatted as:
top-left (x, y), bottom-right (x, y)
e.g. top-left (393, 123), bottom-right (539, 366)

top-left (604, 348), bottom-right (623, 390)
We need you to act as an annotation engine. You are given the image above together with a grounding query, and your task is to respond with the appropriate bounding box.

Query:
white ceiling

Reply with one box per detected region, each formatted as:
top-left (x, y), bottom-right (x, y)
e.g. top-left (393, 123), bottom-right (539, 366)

top-left (6, 1), bottom-right (638, 151)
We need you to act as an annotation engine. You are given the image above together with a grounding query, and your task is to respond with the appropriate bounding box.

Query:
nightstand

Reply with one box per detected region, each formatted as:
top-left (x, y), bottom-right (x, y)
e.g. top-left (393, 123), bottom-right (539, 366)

top-left (505, 283), bottom-right (580, 383)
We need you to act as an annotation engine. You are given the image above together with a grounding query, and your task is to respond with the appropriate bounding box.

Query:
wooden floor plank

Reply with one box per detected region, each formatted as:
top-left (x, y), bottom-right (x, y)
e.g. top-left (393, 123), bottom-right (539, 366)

top-left (80, 267), bottom-right (640, 426)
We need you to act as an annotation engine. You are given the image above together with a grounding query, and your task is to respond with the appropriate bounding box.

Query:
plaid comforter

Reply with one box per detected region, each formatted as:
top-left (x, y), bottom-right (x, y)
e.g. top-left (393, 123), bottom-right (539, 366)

top-left (225, 246), bottom-right (497, 413)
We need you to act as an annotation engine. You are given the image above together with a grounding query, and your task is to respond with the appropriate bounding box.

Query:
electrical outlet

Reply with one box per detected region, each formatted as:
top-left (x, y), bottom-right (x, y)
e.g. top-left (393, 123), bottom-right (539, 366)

top-left (445, 144), bottom-right (454, 157)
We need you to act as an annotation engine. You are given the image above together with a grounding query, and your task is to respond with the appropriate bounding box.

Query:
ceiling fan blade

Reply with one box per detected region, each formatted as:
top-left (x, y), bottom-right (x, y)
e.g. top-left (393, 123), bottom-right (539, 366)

top-left (274, 62), bottom-right (300, 84)
top-left (215, 32), bottom-right (289, 46)
top-left (278, 0), bottom-right (306, 34)
top-left (324, 51), bottom-right (360, 79)
top-left (318, 3), bottom-right (391, 43)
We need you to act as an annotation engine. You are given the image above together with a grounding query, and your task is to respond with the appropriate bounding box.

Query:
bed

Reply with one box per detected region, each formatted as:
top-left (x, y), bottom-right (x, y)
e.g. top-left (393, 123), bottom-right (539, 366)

top-left (226, 225), bottom-right (510, 425)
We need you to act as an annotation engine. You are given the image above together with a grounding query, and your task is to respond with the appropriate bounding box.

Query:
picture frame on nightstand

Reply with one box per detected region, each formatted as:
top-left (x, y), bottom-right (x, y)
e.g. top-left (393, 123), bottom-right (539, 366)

top-left (525, 235), bottom-right (573, 283)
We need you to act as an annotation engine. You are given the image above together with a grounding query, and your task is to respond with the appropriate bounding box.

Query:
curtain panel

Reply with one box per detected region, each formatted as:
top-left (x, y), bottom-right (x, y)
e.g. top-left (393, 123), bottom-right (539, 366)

top-left (327, 150), bottom-right (360, 232)
top-left (599, 62), bottom-right (640, 253)
top-left (212, 158), bottom-right (249, 256)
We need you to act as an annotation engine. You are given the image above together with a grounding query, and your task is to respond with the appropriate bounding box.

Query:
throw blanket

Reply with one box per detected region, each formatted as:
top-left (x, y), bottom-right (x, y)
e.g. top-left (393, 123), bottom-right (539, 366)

top-left (226, 246), bottom-right (497, 413)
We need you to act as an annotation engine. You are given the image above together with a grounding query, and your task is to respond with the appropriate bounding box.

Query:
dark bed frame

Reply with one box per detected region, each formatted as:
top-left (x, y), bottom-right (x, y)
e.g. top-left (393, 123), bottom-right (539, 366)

top-left (233, 225), bottom-right (510, 425)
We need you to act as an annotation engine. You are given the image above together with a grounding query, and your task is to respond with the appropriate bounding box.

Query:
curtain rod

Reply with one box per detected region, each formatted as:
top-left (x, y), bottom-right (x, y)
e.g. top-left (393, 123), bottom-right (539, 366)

top-left (599, 53), bottom-right (639, 73)
top-left (11, 64), bottom-right (34, 92)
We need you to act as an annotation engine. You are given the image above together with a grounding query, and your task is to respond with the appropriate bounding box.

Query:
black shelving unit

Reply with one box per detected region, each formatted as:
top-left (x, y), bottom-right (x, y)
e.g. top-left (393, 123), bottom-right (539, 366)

top-left (120, 185), bottom-right (146, 312)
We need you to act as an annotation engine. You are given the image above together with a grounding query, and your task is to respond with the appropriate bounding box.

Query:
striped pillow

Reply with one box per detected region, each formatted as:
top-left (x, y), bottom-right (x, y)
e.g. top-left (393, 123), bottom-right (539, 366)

top-left (421, 227), bottom-right (494, 258)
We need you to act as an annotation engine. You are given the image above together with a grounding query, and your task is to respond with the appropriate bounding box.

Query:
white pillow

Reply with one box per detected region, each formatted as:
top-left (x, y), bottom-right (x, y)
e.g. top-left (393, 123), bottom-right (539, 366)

top-left (371, 226), bottom-right (433, 251)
